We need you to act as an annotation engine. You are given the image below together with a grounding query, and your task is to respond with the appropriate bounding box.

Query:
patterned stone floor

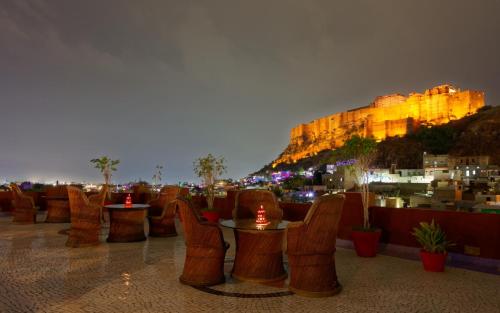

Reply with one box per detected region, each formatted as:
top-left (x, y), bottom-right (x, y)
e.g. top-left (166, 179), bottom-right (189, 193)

top-left (0, 213), bottom-right (499, 313)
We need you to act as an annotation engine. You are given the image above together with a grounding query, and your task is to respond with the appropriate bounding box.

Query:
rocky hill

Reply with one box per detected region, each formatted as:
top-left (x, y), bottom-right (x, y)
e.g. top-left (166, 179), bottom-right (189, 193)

top-left (254, 105), bottom-right (500, 175)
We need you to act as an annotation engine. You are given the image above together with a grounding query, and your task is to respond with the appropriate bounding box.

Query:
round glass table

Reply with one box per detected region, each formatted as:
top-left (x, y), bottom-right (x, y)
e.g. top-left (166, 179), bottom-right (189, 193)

top-left (220, 218), bottom-right (289, 283)
top-left (104, 204), bottom-right (149, 242)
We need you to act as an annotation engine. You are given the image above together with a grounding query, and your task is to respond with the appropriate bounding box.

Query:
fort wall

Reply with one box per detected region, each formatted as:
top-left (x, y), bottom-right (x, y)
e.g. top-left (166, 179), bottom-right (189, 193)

top-left (273, 85), bottom-right (484, 167)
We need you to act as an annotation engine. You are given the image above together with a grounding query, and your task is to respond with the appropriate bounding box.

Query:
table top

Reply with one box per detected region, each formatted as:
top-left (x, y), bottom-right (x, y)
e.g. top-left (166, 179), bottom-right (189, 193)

top-left (42, 196), bottom-right (69, 200)
top-left (219, 219), bottom-right (289, 231)
top-left (104, 204), bottom-right (150, 211)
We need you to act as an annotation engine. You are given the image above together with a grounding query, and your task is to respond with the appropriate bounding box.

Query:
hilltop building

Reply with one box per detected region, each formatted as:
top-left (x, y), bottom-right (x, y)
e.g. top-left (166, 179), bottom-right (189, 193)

top-left (273, 85), bottom-right (484, 167)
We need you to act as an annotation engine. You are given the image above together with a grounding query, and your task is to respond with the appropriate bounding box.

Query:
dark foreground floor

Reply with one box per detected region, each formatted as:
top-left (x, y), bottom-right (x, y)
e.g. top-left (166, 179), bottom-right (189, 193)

top-left (0, 214), bottom-right (499, 313)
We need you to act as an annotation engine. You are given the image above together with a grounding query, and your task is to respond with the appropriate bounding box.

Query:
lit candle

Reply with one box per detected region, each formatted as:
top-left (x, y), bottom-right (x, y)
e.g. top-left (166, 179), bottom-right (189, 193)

top-left (125, 193), bottom-right (132, 207)
top-left (255, 205), bottom-right (270, 225)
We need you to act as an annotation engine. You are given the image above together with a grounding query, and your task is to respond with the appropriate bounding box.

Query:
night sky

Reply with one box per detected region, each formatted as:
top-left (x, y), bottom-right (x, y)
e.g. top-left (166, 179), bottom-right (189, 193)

top-left (1, 0), bottom-right (499, 183)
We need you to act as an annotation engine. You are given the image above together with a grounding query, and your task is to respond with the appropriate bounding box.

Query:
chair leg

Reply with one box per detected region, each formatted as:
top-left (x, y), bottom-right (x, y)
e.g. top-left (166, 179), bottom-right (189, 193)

top-left (148, 217), bottom-right (177, 237)
top-left (66, 227), bottom-right (100, 248)
top-left (12, 211), bottom-right (36, 224)
top-left (288, 254), bottom-right (341, 297)
top-left (179, 247), bottom-right (225, 286)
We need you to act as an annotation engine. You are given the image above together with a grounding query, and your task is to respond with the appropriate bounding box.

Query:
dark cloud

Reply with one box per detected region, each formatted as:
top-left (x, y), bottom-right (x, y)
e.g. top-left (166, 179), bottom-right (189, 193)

top-left (0, 0), bottom-right (499, 183)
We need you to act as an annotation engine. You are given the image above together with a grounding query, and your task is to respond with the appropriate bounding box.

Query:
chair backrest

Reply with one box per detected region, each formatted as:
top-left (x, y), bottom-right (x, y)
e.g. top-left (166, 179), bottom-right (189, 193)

top-left (10, 183), bottom-right (23, 200)
top-left (177, 197), bottom-right (204, 245)
top-left (179, 187), bottom-right (190, 197)
top-left (67, 186), bottom-right (89, 210)
top-left (301, 194), bottom-right (345, 251)
top-left (157, 185), bottom-right (182, 205)
top-left (177, 197), bottom-right (225, 248)
top-left (89, 185), bottom-right (108, 206)
top-left (10, 183), bottom-right (34, 207)
top-left (132, 184), bottom-right (151, 203)
top-left (46, 185), bottom-right (69, 198)
top-left (233, 189), bottom-right (282, 220)
top-left (67, 186), bottom-right (100, 224)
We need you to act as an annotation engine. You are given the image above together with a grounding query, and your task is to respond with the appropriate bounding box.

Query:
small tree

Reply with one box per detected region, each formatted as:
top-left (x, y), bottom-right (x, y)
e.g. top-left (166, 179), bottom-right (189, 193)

top-left (342, 135), bottom-right (377, 229)
top-left (193, 154), bottom-right (227, 210)
top-left (152, 165), bottom-right (163, 189)
top-left (90, 156), bottom-right (120, 186)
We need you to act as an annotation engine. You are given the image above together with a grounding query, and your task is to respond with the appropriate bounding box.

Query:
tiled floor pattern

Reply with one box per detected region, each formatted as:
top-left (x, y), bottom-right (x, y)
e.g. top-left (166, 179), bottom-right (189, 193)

top-left (0, 213), bottom-right (499, 313)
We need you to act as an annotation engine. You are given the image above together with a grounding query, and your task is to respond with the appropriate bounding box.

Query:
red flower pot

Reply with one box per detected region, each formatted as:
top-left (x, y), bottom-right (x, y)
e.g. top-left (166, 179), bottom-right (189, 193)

top-left (201, 211), bottom-right (220, 223)
top-left (351, 228), bottom-right (381, 257)
top-left (420, 250), bottom-right (447, 272)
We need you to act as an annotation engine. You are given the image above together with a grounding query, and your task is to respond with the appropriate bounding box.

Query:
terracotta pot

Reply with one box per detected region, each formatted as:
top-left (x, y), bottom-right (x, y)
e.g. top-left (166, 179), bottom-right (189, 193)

top-left (420, 250), bottom-right (447, 272)
top-left (351, 228), bottom-right (381, 257)
top-left (201, 211), bottom-right (220, 223)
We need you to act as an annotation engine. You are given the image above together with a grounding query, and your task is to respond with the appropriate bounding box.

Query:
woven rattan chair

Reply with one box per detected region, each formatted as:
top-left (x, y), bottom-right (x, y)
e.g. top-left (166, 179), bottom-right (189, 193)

top-left (10, 183), bottom-right (37, 224)
top-left (66, 186), bottom-right (102, 247)
top-left (88, 185), bottom-right (108, 207)
top-left (233, 189), bottom-right (282, 220)
top-left (147, 186), bottom-right (188, 237)
top-left (132, 184), bottom-right (152, 204)
top-left (177, 197), bottom-right (228, 286)
top-left (286, 194), bottom-right (345, 297)
top-left (44, 185), bottom-right (71, 223)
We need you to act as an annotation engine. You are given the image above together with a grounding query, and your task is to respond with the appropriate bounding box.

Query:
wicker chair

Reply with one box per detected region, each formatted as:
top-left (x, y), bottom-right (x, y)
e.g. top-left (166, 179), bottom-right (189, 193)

top-left (88, 185), bottom-right (108, 207)
top-left (233, 189), bottom-right (282, 220)
top-left (10, 183), bottom-right (37, 224)
top-left (66, 186), bottom-right (102, 247)
top-left (89, 185), bottom-right (108, 223)
top-left (44, 185), bottom-right (70, 223)
top-left (132, 184), bottom-right (152, 204)
top-left (177, 197), bottom-right (228, 286)
top-left (286, 194), bottom-right (345, 297)
top-left (147, 186), bottom-right (188, 237)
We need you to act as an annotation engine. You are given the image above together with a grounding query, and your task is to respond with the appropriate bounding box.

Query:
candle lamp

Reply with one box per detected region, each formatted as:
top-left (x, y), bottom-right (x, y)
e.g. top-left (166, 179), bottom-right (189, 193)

top-left (255, 205), bottom-right (270, 226)
top-left (124, 193), bottom-right (132, 207)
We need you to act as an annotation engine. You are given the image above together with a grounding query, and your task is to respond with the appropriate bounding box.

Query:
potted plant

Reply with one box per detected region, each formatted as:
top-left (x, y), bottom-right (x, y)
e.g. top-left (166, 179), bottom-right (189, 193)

top-left (193, 154), bottom-right (227, 223)
top-left (341, 135), bottom-right (380, 257)
top-left (413, 219), bottom-right (453, 272)
top-left (90, 156), bottom-right (120, 203)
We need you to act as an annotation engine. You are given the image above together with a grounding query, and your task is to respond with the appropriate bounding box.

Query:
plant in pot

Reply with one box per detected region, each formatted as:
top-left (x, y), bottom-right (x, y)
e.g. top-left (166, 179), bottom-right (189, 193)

top-left (90, 156), bottom-right (120, 204)
top-left (151, 165), bottom-right (164, 194)
top-left (193, 154), bottom-right (227, 223)
top-left (413, 219), bottom-right (454, 272)
top-left (341, 135), bottom-right (380, 257)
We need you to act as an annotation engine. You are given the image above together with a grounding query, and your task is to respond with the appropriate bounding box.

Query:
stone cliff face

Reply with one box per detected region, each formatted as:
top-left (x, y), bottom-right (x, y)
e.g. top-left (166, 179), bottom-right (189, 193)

top-left (273, 85), bottom-right (484, 167)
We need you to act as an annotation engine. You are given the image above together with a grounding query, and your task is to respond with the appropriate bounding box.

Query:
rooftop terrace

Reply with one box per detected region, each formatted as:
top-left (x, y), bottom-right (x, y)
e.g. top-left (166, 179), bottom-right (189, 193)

top-left (1, 213), bottom-right (499, 313)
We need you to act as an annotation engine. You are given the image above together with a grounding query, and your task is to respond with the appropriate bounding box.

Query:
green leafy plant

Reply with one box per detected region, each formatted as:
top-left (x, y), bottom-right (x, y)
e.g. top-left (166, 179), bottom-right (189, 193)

top-left (340, 135), bottom-right (377, 229)
top-left (412, 219), bottom-right (454, 253)
top-left (152, 165), bottom-right (163, 188)
top-left (270, 185), bottom-right (284, 198)
top-left (193, 154), bottom-right (227, 210)
top-left (90, 156), bottom-right (120, 186)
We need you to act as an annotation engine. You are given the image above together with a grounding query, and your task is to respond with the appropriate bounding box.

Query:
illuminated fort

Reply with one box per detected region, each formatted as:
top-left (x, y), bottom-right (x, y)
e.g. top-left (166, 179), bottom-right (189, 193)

top-left (273, 84), bottom-right (485, 167)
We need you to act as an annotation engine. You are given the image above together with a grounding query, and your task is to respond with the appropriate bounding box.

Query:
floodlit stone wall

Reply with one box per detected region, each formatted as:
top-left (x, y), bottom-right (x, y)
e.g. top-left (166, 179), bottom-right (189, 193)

top-left (273, 85), bottom-right (484, 167)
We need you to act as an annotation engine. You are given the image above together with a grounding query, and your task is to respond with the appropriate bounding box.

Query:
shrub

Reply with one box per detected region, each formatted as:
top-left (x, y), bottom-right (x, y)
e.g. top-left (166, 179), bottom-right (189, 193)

top-left (412, 219), bottom-right (453, 253)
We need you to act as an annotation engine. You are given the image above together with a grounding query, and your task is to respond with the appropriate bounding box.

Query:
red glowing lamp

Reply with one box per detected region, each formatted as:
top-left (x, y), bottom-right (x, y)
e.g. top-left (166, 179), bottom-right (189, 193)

top-left (255, 205), bottom-right (270, 225)
top-left (124, 193), bottom-right (132, 207)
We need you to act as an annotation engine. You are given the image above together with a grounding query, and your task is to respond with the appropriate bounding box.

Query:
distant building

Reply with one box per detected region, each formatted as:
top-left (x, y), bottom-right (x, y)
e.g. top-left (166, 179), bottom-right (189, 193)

top-left (449, 155), bottom-right (490, 180)
top-left (322, 172), bottom-right (344, 189)
top-left (423, 153), bottom-right (451, 179)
